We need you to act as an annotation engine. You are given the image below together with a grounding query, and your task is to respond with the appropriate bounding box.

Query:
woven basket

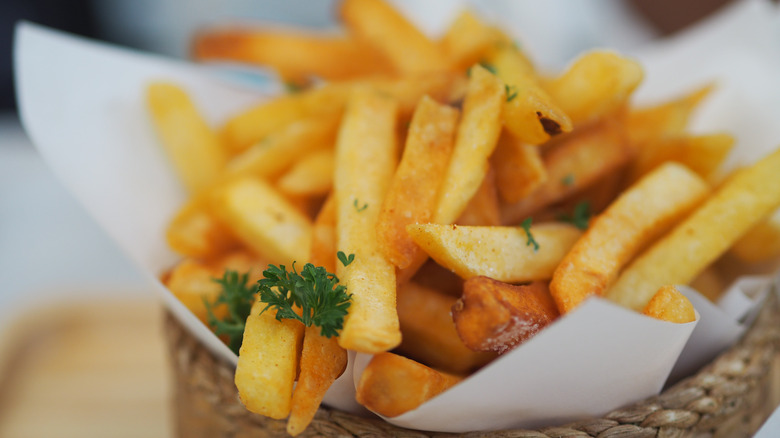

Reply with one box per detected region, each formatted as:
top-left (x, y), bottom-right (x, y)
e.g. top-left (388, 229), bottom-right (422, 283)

top-left (164, 292), bottom-right (780, 438)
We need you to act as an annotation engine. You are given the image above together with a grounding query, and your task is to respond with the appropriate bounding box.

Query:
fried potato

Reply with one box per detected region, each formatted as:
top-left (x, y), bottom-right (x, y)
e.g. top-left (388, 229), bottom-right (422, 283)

top-left (456, 165), bottom-right (501, 226)
top-left (310, 195), bottom-right (337, 273)
top-left (433, 65), bottom-right (505, 224)
top-left (642, 285), bottom-right (696, 324)
top-left (607, 146), bottom-right (780, 310)
top-left (487, 43), bottom-right (572, 144)
top-left (277, 148), bottom-right (335, 198)
top-left (221, 83), bottom-right (351, 154)
top-left (377, 95), bottom-right (458, 269)
top-left (146, 82), bottom-right (227, 193)
top-left (550, 163), bottom-right (709, 314)
top-left (453, 277), bottom-right (559, 354)
top-left (396, 282), bottom-right (495, 374)
top-left (407, 222), bottom-right (582, 283)
top-left (543, 50), bottom-right (643, 125)
top-left (225, 112), bottom-right (341, 181)
top-left (210, 176), bottom-right (313, 264)
top-left (491, 131), bottom-right (548, 204)
top-left (440, 10), bottom-right (506, 72)
top-left (356, 352), bottom-right (463, 417)
top-left (287, 325), bottom-right (348, 436)
top-left (192, 28), bottom-right (394, 83)
top-left (235, 302), bottom-right (304, 420)
top-left (500, 118), bottom-right (633, 224)
top-left (626, 84), bottom-right (714, 146)
top-left (334, 89), bottom-right (401, 353)
top-left (340, 0), bottom-right (448, 74)
top-left (731, 210), bottom-right (780, 263)
top-left (166, 194), bottom-right (240, 259)
top-left (628, 133), bottom-right (735, 184)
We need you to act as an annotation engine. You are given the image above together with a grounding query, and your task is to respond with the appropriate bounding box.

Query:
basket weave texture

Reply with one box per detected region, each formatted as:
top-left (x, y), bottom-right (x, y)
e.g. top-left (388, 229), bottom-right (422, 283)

top-left (165, 293), bottom-right (780, 438)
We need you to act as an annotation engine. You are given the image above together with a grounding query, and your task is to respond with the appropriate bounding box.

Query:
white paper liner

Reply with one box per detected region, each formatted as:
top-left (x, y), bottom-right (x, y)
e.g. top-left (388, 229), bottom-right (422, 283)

top-left (13, 0), bottom-right (780, 431)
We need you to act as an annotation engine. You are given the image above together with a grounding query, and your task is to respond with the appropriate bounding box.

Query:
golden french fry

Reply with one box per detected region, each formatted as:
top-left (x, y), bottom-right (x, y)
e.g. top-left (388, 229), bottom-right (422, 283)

top-left (192, 28), bottom-right (394, 83)
top-left (146, 82), bottom-right (227, 193)
top-left (731, 210), bottom-right (780, 263)
top-left (210, 176), bottom-right (313, 265)
top-left (287, 326), bottom-right (348, 436)
top-left (407, 222), bottom-right (582, 283)
top-left (225, 112), bottom-right (341, 180)
top-left (500, 118), bottom-right (633, 224)
top-left (607, 146), bottom-right (780, 311)
top-left (626, 84), bottom-right (714, 146)
top-left (166, 194), bottom-right (240, 259)
top-left (396, 282), bottom-right (495, 374)
top-left (235, 302), bottom-right (304, 420)
top-left (491, 132), bottom-right (548, 203)
top-left (377, 95), bottom-right (459, 269)
top-left (550, 163), bottom-right (709, 314)
top-left (221, 83), bottom-right (351, 154)
top-left (642, 285), bottom-right (696, 324)
top-left (433, 65), bottom-right (505, 224)
top-left (356, 352), bottom-right (463, 417)
top-left (543, 50), bottom-right (643, 125)
top-left (310, 195), bottom-right (337, 273)
top-left (340, 0), bottom-right (448, 74)
top-left (487, 43), bottom-right (572, 144)
top-left (456, 165), bottom-right (501, 226)
top-left (334, 89), bottom-right (401, 353)
top-left (440, 11), bottom-right (507, 72)
top-left (452, 278), bottom-right (559, 353)
top-left (276, 148), bottom-right (334, 197)
top-left (628, 133), bottom-right (735, 183)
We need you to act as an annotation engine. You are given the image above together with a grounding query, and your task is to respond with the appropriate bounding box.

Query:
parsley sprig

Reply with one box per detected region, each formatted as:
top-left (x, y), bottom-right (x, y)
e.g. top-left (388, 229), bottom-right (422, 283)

top-left (559, 201), bottom-right (592, 230)
top-left (520, 217), bottom-right (540, 252)
top-left (204, 270), bottom-right (256, 355)
top-left (257, 259), bottom-right (353, 339)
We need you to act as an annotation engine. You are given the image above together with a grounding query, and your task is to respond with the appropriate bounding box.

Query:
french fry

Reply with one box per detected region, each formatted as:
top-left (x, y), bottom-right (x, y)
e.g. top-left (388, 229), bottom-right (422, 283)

top-left (287, 326), bottom-right (348, 436)
top-left (310, 195), bottom-right (337, 273)
top-left (210, 176), bottom-right (313, 265)
top-left (642, 285), bottom-right (696, 324)
top-left (396, 282), bottom-right (495, 374)
top-left (340, 0), bottom-right (448, 75)
top-left (731, 211), bottom-right (780, 263)
top-left (192, 28), bottom-right (394, 83)
top-left (407, 222), bottom-right (582, 283)
top-left (166, 194), bottom-right (240, 259)
top-left (607, 146), bottom-right (780, 311)
top-left (452, 277), bottom-right (559, 353)
top-left (221, 83), bottom-right (351, 154)
top-left (235, 302), bottom-right (304, 420)
top-left (334, 89), bottom-right (401, 353)
top-left (377, 95), bottom-right (459, 269)
top-left (500, 118), bottom-right (633, 224)
top-left (628, 133), bottom-right (734, 183)
top-left (225, 112), bottom-right (341, 181)
top-left (440, 10), bottom-right (506, 72)
top-left (146, 82), bottom-right (227, 193)
top-left (276, 148), bottom-right (334, 198)
top-left (486, 43), bottom-right (572, 144)
top-left (433, 65), bottom-right (505, 224)
top-left (356, 352), bottom-right (463, 417)
top-left (491, 132), bottom-right (548, 204)
top-left (550, 163), bottom-right (709, 314)
top-left (626, 84), bottom-right (714, 146)
top-left (370, 73), bottom-right (466, 115)
top-left (455, 165), bottom-right (501, 226)
top-left (543, 50), bottom-right (643, 125)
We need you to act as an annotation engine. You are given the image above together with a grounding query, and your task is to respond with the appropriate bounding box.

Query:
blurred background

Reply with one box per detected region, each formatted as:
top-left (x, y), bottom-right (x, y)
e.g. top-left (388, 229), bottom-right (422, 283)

top-left (0, 0), bottom-right (753, 437)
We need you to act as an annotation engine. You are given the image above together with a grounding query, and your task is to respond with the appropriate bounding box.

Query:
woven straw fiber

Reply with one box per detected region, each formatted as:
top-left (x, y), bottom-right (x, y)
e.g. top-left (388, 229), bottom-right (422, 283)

top-left (165, 293), bottom-right (780, 438)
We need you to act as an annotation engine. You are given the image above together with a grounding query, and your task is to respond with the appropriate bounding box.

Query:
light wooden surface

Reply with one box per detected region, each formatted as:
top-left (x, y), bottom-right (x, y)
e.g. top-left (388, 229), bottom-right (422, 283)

top-left (0, 299), bottom-right (173, 438)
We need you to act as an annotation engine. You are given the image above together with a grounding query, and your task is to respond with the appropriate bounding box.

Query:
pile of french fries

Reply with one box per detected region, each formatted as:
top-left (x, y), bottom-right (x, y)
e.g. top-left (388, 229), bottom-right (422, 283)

top-left (148, 0), bottom-right (780, 434)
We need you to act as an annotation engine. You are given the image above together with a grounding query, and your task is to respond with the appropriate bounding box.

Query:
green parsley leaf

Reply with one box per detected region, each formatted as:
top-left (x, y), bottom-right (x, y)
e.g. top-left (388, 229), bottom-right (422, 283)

top-left (285, 81), bottom-right (304, 93)
top-left (562, 173), bottom-right (575, 186)
top-left (559, 201), bottom-right (591, 230)
top-left (478, 61), bottom-right (497, 75)
top-left (520, 217), bottom-right (540, 252)
top-left (353, 199), bottom-right (368, 212)
top-left (337, 251), bottom-right (355, 267)
top-left (204, 270), bottom-right (256, 355)
top-left (505, 85), bottom-right (519, 102)
top-left (257, 262), bottom-right (352, 338)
